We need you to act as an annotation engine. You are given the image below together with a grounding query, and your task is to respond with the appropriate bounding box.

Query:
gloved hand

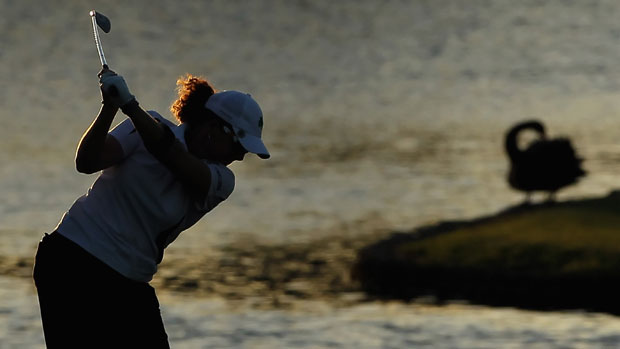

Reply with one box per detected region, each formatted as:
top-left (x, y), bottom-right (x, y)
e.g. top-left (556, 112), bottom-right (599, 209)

top-left (99, 70), bottom-right (135, 108)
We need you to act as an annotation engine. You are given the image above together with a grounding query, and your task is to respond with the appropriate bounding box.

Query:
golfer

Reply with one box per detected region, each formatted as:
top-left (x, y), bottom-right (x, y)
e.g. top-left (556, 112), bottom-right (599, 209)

top-left (33, 69), bottom-right (269, 348)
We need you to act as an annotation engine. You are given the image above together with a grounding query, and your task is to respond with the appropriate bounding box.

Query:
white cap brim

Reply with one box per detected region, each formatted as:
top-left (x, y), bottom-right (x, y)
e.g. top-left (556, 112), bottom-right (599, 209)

top-left (238, 132), bottom-right (270, 159)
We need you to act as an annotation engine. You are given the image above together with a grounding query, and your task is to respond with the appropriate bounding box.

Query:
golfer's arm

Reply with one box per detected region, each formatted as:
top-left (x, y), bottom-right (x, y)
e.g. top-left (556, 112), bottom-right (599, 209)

top-left (121, 102), bottom-right (212, 198)
top-left (75, 103), bottom-right (124, 174)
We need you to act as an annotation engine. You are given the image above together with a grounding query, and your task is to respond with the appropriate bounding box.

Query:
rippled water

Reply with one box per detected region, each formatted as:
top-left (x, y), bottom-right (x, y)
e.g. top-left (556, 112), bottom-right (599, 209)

top-left (5, 275), bottom-right (620, 348)
top-left (4, 0), bottom-right (620, 347)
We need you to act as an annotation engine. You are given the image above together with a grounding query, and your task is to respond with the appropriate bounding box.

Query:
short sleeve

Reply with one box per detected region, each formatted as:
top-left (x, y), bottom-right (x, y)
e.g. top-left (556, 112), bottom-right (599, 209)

top-left (109, 118), bottom-right (140, 157)
top-left (196, 162), bottom-right (235, 211)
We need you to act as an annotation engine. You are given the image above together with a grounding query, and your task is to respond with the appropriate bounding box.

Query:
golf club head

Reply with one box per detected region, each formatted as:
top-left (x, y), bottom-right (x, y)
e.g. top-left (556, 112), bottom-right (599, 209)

top-left (90, 10), bottom-right (111, 33)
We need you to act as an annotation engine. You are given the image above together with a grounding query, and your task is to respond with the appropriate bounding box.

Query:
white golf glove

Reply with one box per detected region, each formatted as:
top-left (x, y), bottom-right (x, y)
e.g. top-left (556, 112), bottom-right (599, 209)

top-left (99, 71), bottom-right (135, 108)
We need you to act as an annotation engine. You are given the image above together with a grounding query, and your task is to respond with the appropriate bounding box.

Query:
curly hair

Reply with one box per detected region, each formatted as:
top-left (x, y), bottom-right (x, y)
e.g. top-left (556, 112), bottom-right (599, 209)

top-left (170, 74), bottom-right (217, 124)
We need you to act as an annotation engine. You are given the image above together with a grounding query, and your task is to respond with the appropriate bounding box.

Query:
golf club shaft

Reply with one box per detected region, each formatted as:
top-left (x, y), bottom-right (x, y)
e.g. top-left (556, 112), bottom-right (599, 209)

top-left (91, 15), bottom-right (108, 69)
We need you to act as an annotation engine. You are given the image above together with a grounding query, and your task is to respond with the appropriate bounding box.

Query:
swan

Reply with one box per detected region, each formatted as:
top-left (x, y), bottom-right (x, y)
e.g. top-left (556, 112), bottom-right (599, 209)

top-left (505, 120), bottom-right (586, 201)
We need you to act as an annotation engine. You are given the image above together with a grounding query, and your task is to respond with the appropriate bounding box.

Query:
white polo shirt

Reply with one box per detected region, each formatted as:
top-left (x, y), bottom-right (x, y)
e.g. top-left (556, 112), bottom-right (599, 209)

top-left (55, 111), bottom-right (235, 282)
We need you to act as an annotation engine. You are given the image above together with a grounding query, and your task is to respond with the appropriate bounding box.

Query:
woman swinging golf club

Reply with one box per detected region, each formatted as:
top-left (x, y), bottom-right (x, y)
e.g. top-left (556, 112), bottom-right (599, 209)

top-left (33, 68), bottom-right (270, 348)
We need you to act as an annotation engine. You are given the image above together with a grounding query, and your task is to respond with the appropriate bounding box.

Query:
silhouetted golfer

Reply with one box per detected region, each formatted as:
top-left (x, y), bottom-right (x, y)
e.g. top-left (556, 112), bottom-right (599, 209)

top-left (33, 69), bottom-right (270, 348)
top-left (505, 120), bottom-right (585, 202)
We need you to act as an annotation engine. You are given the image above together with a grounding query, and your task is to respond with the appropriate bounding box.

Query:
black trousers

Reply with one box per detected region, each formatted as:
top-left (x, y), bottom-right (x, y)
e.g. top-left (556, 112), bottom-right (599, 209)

top-left (33, 232), bottom-right (170, 349)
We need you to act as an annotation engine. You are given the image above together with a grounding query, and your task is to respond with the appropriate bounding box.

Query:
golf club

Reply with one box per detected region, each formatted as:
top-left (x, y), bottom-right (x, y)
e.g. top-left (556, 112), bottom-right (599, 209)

top-left (89, 10), bottom-right (111, 69)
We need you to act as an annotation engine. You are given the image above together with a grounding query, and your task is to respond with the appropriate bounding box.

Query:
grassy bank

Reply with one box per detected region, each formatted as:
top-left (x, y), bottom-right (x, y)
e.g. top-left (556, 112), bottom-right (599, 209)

top-left (353, 191), bottom-right (620, 314)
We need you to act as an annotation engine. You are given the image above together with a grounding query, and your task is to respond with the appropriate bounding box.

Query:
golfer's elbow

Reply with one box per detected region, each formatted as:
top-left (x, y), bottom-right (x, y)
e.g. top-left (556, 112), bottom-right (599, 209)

top-left (75, 139), bottom-right (100, 173)
top-left (75, 156), bottom-right (99, 174)
top-left (75, 150), bottom-right (102, 174)
top-left (75, 137), bottom-right (124, 174)
top-left (77, 166), bottom-right (98, 174)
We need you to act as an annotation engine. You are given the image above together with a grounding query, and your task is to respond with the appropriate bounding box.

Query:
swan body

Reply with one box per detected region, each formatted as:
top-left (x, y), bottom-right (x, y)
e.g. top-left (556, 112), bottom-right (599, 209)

top-left (505, 120), bottom-right (586, 200)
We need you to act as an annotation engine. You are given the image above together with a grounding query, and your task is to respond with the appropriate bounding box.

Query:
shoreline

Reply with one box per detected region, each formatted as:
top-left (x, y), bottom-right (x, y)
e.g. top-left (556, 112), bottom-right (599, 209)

top-left (5, 191), bottom-right (620, 313)
top-left (0, 230), bottom-right (389, 310)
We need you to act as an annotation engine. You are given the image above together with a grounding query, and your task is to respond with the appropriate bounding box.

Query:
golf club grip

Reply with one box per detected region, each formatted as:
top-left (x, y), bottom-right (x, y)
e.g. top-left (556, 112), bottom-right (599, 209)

top-left (102, 64), bottom-right (119, 97)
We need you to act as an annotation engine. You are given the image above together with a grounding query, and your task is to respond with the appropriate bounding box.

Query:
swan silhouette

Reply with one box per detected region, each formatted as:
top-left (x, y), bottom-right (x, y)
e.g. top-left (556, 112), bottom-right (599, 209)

top-left (505, 120), bottom-right (586, 201)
